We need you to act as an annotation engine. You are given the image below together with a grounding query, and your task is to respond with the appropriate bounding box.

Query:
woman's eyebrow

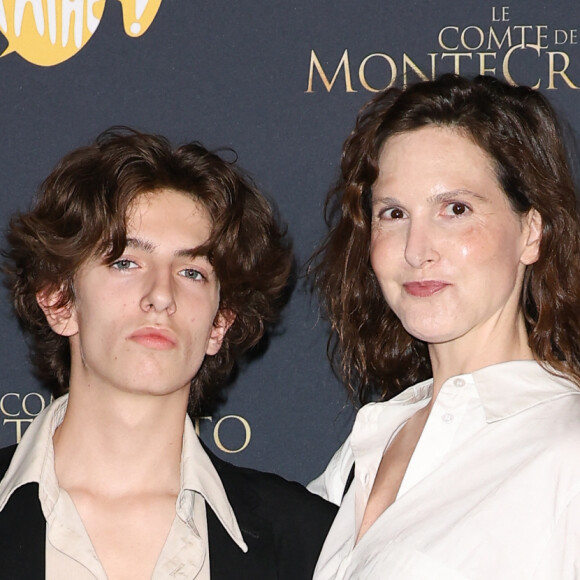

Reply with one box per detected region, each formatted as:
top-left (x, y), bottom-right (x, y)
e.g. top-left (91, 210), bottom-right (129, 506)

top-left (426, 189), bottom-right (488, 204)
top-left (371, 189), bottom-right (487, 208)
top-left (371, 195), bottom-right (399, 207)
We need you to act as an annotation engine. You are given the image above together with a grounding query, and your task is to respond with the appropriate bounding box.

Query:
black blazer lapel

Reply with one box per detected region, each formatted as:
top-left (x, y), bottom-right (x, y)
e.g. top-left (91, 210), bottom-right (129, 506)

top-left (0, 481), bottom-right (46, 579)
top-left (207, 501), bottom-right (275, 579)
top-left (204, 445), bottom-right (337, 580)
top-left (0, 445), bottom-right (46, 579)
top-left (207, 453), bottom-right (276, 579)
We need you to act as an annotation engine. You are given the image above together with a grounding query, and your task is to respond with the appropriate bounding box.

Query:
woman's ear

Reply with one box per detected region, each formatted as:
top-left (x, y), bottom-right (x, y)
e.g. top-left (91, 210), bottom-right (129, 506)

top-left (521, 209), bottom-right (542, 266)
top-left (206, 310), bottom-right (236, 356)
top-left (36, 288), bottom-right (79, 337)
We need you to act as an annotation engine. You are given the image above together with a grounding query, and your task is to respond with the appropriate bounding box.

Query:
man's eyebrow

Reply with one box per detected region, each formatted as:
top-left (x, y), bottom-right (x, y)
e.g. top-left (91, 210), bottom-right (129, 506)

top-left (175, 247), bottom-right (210, 260)
top-left (125, 237), bottom-right (155, 252)
top-left (125, 237), bottom-right (210, 259)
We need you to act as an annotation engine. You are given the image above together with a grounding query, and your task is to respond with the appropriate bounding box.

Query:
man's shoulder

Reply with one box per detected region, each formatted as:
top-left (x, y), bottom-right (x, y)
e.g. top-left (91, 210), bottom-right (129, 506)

top-left (0, 444), bottom-right (18, 478)
top-left (205, 447), bottom-right (337, 528)
top-left (209, 448), bottom-right (330, 501)
top-left (205, 448), bottom-right (336, 580)
top-left (0, 444), bottom-right (45, 579)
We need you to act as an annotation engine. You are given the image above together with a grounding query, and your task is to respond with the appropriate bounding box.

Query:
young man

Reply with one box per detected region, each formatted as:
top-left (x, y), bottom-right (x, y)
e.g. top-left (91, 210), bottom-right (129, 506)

top-left (0, 129), bottom-right (336, 579)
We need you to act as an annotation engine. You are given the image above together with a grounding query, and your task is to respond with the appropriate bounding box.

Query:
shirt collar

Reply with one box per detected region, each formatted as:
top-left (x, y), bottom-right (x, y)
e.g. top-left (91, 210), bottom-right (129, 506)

top-left (0, 394), bottom-right (67, 513)
top-left (471, 360), bottom-right (579, 422)
top-left (377, 360), bottom-right (579, 423)
top-left (0, 394), bottom-right (248, 553)
top-left (180, 417), bottom-right (247, 552)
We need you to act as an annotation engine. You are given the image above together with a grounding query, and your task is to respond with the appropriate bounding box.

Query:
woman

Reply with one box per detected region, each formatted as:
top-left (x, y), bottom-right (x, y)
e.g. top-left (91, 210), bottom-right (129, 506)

top-left (309, 74), bottom-right (580, 579)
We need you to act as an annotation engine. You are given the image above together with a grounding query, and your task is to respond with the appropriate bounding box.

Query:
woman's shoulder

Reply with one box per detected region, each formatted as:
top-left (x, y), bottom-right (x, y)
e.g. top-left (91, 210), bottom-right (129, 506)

top-left (307, 434), bottom-right (355, 505)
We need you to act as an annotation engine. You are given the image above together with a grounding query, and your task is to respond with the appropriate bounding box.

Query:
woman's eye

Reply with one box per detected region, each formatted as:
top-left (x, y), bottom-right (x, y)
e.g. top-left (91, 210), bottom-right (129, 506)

top-left (380, 207), bottom-right (406, 220)
top-left (179, 268), bottom-right (205, 281)
top-left (111, 259), bottom-right (137, 270)
top-left (444, 202), bottom-right (470, 216)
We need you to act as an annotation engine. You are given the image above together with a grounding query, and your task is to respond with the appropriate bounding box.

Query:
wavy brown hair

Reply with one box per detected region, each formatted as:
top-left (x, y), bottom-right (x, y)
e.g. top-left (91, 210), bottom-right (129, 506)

top-left (4, 128), bottom-right (292, 411)
top-left (311, 74), bottom-right (580, 405)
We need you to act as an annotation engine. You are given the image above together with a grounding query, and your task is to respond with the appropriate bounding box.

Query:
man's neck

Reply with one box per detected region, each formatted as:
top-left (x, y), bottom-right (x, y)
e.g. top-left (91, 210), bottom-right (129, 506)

top-left (52, 386), bottom-right (188, 496)
top-left (51, 386), bottom-right (191, 579)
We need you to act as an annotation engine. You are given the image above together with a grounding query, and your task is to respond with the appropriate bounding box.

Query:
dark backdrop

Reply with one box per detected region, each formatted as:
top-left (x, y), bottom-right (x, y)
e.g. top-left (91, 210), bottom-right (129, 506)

top-left (0, 0), bottom-right (578, 484)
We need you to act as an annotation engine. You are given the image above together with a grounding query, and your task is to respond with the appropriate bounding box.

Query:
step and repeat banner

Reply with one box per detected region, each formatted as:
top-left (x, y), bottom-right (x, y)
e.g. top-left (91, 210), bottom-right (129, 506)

top-left (0, 0), bottom-right (578, 484)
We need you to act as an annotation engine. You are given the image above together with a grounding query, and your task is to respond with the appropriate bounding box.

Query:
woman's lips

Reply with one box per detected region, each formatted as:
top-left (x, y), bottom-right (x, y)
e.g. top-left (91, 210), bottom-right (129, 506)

top-left (403, 281), bottom-right (450, 297)
top-left (129, 328), bottom-right (177, 350)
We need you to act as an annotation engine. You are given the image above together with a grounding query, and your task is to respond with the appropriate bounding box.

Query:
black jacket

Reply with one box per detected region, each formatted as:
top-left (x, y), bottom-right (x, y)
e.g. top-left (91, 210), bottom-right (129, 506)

top-left (0, 444), bottom-right (336, 579)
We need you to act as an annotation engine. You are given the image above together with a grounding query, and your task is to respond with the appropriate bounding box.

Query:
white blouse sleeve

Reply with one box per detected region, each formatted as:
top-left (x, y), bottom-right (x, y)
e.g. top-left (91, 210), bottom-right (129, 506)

top-left (307, 435), bottom-right (355, 506)
top-left (532, 489), bottom-right (580, 579)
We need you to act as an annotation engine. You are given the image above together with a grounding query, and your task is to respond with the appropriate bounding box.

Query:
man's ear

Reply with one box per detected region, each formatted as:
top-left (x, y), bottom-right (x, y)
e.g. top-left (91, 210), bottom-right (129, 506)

top-left (206, 310), bottom-right (235, 356)
top-left (36, 288), bottom-right (79, 337)
top-left (521, 208), bottom-right (542, 266)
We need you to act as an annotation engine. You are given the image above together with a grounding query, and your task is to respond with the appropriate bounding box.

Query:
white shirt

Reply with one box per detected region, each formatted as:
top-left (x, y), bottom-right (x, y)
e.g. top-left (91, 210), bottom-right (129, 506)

top-left (309, 361), bottom-right (580, 580)
top-left (0, 395), bottom-right (247, 579)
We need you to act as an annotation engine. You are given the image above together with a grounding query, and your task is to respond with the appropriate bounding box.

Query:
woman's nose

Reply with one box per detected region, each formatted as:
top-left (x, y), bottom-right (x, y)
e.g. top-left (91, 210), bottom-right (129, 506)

top-left (404, 221), bottom-right (440, 268)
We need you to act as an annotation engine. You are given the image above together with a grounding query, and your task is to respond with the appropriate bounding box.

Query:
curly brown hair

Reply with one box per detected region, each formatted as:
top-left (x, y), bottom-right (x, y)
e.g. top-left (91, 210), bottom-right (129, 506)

top-left (311, 74), bottom-right (580, 405)
top-left (4, 128), bottom-right (292, 411)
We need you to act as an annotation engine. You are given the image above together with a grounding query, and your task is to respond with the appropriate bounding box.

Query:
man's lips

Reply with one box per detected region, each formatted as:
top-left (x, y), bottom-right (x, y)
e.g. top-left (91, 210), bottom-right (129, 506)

top-left (128, 328), bottom-right (177, 350)
top-left (403, 281), bottom-right (450, 297)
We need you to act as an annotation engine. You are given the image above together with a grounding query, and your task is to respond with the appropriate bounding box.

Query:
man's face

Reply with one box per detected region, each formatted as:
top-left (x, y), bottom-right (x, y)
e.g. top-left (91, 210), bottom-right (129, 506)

top-left (42, 189), bottom-right (229, 400)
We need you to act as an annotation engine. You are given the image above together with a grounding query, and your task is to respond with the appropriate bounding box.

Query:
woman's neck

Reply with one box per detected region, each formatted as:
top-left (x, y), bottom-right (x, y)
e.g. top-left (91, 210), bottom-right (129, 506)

top-left (427, 315), bottom-right (534, 400)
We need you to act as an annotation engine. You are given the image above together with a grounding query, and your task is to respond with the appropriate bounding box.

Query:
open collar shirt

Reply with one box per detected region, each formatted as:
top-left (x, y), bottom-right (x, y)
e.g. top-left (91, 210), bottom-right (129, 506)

top-left (0, 395), bottom-right (247, 579)
top-left (309, 361), bottom-right (580, 580)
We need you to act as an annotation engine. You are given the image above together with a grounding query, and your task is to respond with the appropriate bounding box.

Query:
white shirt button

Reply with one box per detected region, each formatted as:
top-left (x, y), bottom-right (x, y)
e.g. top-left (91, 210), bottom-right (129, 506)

top-left (442, 413), bottom-right (454, 423)
top-left (454, 378), bottom-right (466, 387)
top-left (361, 472), bottom-right (370, 485)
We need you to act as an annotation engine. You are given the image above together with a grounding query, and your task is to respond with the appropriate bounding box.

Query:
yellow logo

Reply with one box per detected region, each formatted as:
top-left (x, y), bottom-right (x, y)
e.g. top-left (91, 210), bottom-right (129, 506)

top-left (0, 0), bottom-right (163, 66)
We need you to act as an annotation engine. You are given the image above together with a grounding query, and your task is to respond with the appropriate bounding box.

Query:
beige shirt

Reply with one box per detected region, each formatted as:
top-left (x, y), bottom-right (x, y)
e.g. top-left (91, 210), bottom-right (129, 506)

top-left (309, 361), bottom-right (580, 580)
top-left (0, 395), bottom-right (247, 579)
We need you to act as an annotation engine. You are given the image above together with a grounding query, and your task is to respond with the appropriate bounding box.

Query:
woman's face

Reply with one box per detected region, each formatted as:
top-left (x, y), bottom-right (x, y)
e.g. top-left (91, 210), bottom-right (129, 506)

top-left (370, 126), bottom-right (541, 348)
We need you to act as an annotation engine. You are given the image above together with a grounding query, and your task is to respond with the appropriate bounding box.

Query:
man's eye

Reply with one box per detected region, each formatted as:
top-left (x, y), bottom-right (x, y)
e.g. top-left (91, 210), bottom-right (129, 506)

top-left (179, 268), bottom-right (205, 281)
top-left (111, 259), bottom-right (137, 270)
